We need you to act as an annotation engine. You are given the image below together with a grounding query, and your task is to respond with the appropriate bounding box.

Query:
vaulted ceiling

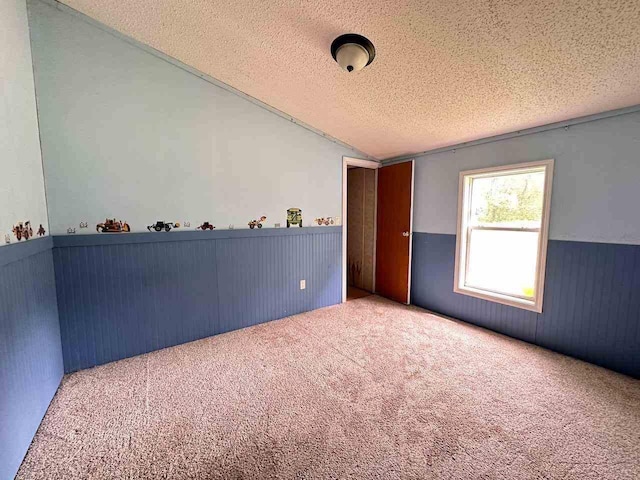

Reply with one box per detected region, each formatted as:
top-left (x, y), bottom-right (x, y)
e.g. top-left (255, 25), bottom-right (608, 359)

top-left (60, 0), bottom-right (640, 159)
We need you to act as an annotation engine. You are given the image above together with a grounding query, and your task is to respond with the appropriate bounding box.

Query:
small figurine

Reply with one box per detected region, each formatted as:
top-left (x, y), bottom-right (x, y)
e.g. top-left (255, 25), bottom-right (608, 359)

top-left (287, 208), bottom-right (303, 228)
top-left (248, 216), bottom-right (266, 229)
top-left (147, 221), bottom-right (179, 232)
top-left (315, 217), bottom-right (335, 226)
top-left (12, 221), bottom-right (33, 241)
top-left (197, 222), bottom-right (215, 230)
top-left (37, 224), bottom-right (46, 236)
top-left (96, 218), bottom-right (130, 233)
top-left (79, 221), bottom-right (88, 229)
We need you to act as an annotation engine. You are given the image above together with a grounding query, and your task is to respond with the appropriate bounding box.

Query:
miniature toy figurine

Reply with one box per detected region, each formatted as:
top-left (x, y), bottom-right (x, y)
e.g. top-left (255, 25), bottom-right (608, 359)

top-left (315, 217), bottom-right (335, 226)
top-left (248, 216), bottom-right (266, 229)
top-left (37, 224), bottom-right (46, 236)
top-left (96, 219), bottom-right (130, 233)
top-left (12, 221), bottom-right (33, 241)
top-left (147, 221), bottom-right (179, 232)
top-left (197, 222), bottom-right (215, 230)
top-left (287, 208), bottom-right (303, 228)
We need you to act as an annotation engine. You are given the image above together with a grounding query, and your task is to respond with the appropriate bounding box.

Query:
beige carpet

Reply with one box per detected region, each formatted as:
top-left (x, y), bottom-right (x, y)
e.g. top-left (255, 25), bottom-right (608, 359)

top-left (18, 296), bottom-right (640, 479)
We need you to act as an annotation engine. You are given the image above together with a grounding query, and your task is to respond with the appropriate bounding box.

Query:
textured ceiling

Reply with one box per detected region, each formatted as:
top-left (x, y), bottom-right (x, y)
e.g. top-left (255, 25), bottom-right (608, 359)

top-left (59, 0), bottom-right (640, 159)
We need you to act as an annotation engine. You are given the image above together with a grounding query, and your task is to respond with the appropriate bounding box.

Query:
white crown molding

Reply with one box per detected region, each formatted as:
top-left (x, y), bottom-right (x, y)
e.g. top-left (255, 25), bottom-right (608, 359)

top-left (382, 104), bottom-right (640, 165)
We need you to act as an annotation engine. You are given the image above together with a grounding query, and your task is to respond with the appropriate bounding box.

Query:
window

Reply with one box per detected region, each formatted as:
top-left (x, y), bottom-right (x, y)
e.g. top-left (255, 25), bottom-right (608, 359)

top-left (454, 159), bottom-right (554, 312)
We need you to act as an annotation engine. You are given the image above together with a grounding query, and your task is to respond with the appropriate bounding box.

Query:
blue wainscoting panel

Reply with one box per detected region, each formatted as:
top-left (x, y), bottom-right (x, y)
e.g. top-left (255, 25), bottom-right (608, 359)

top-left (536, 240), bottom-right (640, 378)
top-left (411, 232), bottom-right (640, 378)
top-left (54, 240), bottom-right (220, 373)
top-left (410, 233), bottom-right (538, 343)
top-left (216, 232), bottom-right (342, 332)
top-left (54, 229), bottom-right (341, 373)
top-left (0, 240), bottom-right (64, 480)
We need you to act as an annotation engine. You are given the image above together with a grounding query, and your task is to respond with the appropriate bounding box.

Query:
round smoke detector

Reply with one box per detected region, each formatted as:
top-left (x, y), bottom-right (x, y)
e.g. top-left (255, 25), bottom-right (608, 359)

top-left (331, 34), bottom-right (376, 73)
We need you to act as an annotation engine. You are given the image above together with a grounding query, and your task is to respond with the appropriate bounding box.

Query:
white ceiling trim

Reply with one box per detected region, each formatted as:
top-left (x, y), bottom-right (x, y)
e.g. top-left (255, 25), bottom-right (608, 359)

top-left (381, 104), bottom-right (640, 165)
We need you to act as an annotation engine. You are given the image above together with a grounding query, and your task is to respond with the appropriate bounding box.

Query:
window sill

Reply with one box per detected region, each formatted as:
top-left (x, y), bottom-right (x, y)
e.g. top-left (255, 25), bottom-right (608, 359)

top-left (454, 285), bottom-right (542, 313)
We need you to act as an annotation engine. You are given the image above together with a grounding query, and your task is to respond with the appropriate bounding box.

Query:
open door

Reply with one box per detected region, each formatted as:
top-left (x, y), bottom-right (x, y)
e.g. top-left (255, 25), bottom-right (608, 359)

top-left (375, 160), bottom-right (414, 304)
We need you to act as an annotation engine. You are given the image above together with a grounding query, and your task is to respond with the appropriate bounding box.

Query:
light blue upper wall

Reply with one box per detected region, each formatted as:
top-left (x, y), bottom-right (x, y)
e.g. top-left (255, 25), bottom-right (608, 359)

top-left (0, 0), bottom-right (49, 247)
top-left (412, 111), bottom-right (640, 244)
top-left (27, 0), bottom-right (358, 235)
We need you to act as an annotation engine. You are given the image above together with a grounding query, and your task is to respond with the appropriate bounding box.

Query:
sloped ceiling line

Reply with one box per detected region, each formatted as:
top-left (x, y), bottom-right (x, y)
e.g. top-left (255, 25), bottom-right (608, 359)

top-left (42, 0), bottom-right (640, 159)
top-left (34, 0), bottom-right (376, 160)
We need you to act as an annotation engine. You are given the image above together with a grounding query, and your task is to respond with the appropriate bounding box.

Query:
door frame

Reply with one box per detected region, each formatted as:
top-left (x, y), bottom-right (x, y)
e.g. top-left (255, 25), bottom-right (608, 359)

top-left (342, 156), bottom-right (381, 303)
top-left (406, 159), bottom-right (415, 304)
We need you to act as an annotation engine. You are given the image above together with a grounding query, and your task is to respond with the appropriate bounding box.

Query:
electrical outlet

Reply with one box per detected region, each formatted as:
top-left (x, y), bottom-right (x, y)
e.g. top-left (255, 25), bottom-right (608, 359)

top-left (335, 216), bottom-right (341, 225)
top-left (274, 223), bottom-right (281, 228)
top-left (300, 279), bottom-right (306, 290)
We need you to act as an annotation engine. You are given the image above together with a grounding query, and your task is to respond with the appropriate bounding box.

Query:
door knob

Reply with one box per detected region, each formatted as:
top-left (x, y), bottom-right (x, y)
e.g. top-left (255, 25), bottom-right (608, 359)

top-left (402, 231), bottom-right (410, 237)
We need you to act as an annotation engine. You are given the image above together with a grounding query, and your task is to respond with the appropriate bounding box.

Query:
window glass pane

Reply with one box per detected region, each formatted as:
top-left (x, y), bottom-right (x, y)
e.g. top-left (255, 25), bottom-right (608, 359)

top-left (470, 170), bottom-right (545, 228)
top-left (466, 229), bottom-right (539, 298)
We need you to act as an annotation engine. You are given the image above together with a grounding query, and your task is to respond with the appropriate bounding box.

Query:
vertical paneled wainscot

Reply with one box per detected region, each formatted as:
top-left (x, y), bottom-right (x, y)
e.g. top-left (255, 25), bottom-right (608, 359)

top-left (53, 228), bottom-right (342, 373)
top-left (0, 238), bottom-right (64, 479)
top-left (411, 233), bottom-right (640, 378)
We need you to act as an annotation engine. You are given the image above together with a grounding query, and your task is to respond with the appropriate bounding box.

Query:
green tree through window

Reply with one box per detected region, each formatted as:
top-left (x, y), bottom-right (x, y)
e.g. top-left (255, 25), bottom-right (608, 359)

top-left (476, 173), bottom-right (544, 225)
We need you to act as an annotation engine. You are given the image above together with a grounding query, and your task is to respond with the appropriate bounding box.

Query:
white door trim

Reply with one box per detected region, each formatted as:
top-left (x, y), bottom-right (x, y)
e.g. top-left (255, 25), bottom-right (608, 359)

top-left (406, 159), bottom-right (415, 304)
top-left (342, 156), bottom-right (380, 303)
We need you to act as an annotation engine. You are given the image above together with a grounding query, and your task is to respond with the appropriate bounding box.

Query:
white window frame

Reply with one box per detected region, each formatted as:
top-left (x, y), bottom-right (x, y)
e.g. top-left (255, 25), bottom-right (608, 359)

top-left (454, 159), bottom-right (554, 313)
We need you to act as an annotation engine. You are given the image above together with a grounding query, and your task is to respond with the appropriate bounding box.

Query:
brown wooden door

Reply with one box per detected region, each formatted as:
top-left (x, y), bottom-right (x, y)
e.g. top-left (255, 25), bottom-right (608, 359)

top-left (375, 161), bottom-right (414, 304)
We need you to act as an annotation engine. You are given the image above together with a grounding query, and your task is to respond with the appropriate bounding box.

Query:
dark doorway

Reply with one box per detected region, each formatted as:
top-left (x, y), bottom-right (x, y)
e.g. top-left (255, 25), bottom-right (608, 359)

top-left (347, 167), bottom-right (376, 301)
